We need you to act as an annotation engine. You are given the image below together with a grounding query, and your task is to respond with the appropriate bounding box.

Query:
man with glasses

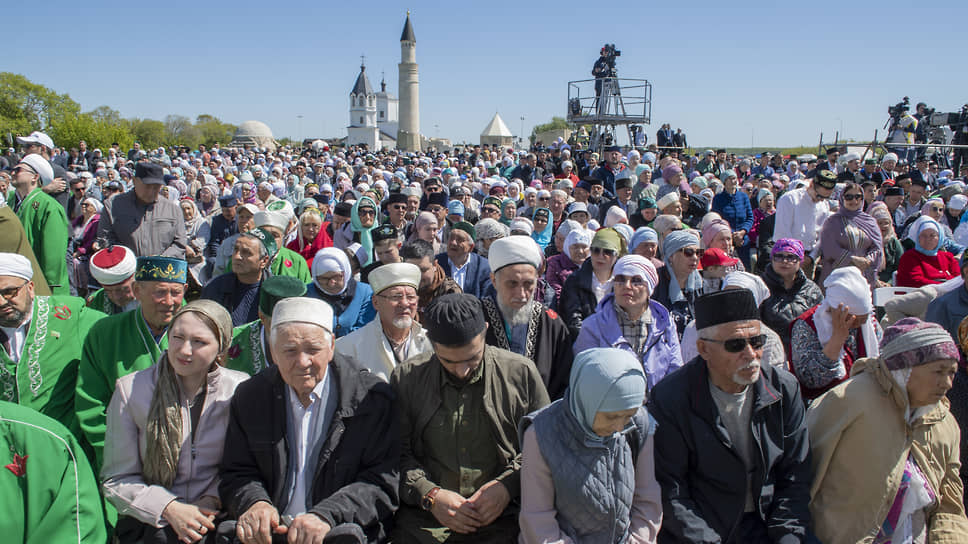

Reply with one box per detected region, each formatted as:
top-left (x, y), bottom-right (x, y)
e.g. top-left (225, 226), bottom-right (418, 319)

top-left (0, 252), bottom-right (106, 443)
top-left (651, 289), bottom-right (812, 543)
top-left (384, 192), bottom-right (410, 231)
top-left (9, 155), bottom-right (71, 295)
top-left (336, 263), bottom-right (431, 381)
top-left (773, 169), bottom-right (836, 279)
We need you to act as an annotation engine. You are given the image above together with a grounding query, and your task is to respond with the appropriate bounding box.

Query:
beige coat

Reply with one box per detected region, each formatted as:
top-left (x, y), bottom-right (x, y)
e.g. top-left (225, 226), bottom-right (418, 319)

top-left (807, 356), bottom-right (968, 543)
top-left (334, 316), bottom-right (432, 381)
top-left (101, 363), bottom-right (249, 526)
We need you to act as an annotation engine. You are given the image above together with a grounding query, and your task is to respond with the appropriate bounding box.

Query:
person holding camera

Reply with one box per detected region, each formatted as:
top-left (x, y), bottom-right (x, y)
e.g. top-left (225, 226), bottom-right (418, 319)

top-left (887, 103), bottom-right (918, 165)
top-left (592, 46), bottom-right (613, 114)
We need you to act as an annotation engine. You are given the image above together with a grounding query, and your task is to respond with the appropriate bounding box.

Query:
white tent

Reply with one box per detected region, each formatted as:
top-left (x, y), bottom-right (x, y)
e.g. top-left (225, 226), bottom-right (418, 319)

top-left (480, 113), bottom-right (513, 147)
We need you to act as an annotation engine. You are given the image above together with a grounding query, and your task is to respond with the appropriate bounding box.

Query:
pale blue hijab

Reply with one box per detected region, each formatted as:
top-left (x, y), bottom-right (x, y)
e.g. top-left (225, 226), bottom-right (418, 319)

top-left (567, 348), bottom-right (646, 442)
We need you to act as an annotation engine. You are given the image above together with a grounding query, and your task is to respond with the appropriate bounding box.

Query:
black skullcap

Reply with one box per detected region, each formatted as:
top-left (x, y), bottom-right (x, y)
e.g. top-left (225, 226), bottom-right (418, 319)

top-left (259, 275), bottom-right (307, 316)
top-left (425, 192), bottom-right (448, 208)
top-left (814, 169), bottom-right (837, 189)
top-left (333, 202), bottom-right (353, 217)
top-left (694, 290), bottom-right (759, 330)
top-left (424, 293), bottom-right (486, 346)
top-left (885, 186), bottom-right (905, 197)
top-left (372, 224), bottom-right (399, 243)
top-left (615, 177), bottom-right (634, 190)
top-left (386, 192), bottom-right (408, 206)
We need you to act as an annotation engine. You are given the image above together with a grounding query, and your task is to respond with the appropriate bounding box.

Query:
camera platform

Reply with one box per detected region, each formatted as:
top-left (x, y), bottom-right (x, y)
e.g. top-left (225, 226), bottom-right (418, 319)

top-left (567, 77), bottom-right (652, 151)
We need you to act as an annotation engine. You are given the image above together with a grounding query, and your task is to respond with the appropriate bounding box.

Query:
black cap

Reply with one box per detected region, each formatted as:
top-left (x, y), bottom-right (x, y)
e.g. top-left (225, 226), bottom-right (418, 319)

top-left (424, 293), bottom-right (487, 346)
top-left (372, 224), bottom-right (399, 243)
top-left (134, 162), bottom-right (165, 185)
top-left (694, 290), bottom-right (760, 330)
top-left (333, 202), bottom-right (353, 217)
top-left (615, 177), bottom-right (634, 190)
top-left (885, 186), bottom-right (905, 197)
top-left (896, 173), bottom-right (912, 183)
top-left (715, 148), bottom-right (726, 154)
top-left (425, 192), bottom-right (448, 208)
top-left (814, 169), bottom-right (837, 189)
top-left (825, 147), bottom-right (840, 155)
top-left (604, 145), bottom-right (622, 153)
top-left (386, 192), bottom-right (408, 206)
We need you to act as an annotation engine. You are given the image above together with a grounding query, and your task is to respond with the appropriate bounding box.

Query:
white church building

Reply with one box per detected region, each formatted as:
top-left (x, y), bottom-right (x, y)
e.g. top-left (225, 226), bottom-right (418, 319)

top-left (347, 63), bottom-right (398, 150)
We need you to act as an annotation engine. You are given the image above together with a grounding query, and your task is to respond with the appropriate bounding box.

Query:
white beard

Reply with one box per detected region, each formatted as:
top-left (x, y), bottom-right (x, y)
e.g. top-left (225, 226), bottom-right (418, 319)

top-left (732, 359), bottom-right (762, 386)
top-left (392, 316), bottom-right (413, 330)
top-left (498, 300), bottom-right (532, 327)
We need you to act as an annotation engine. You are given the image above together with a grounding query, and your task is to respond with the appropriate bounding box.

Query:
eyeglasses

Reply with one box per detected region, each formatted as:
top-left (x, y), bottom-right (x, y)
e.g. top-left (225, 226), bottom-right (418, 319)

top-left (357, 209), bottom-right (376, 217)
top-left (377, 293), bottom-right (419, 304)
top-left (12, 165), bottom-right (35, 176)
top-left (931, 206), bottom-right (945, 212)
top-left (591, 247), bottom-right (616, 257)
top-left (481, 207), bottom-right (499, 215)
top-left (391, 204), bottom-right (407, 211)
top-left (700, 334), bottom-right (767, 353)
top-left (680, 247), bottom-right (703, 258)
top-left (0, 279), bottom-right (29, 301)
top-left (427, 206), bottom-right (444, 213)
top-left (772, 253), bottom-right (800, 263)
top-left (612, 275), bottom-right (646, 287)
top-left (538, 197), bottom-right (550, 201)
top-left (842, 193), bottom-right (864, 201)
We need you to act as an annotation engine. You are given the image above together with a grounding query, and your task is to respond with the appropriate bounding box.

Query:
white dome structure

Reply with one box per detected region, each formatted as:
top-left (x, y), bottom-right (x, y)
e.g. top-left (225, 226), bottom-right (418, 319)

top-left (231, 120), bottom-right (278, 152)
top-left (480, 112), bottom-right (513, 148)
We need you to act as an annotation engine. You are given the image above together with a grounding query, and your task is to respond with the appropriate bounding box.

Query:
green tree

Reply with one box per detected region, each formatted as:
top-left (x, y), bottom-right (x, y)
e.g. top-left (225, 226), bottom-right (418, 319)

top-left (129, 118), bottom-right (166, 149)
top-left (531, 116), bottom-right (570, 137)
top-left (194, 114), bottom-right (236, 148)
top-left (164, 114), bottom-right (200, 147)
top-left (0, 72), bottom-right (81, 142)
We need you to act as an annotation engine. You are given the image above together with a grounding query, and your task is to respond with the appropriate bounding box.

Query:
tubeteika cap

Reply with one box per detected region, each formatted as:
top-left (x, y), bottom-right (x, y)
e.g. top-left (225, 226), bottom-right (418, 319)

top-left (694, 289), bottom-right (759, 330)
top-left (258, 275), bottom-right (307, 317)
top-left (423, 293), bottom-right (487, 346)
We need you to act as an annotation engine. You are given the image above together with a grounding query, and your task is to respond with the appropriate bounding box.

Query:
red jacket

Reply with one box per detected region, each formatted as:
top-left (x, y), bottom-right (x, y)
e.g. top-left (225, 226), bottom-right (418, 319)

top-left (895, 248), bottom-right (960, 288)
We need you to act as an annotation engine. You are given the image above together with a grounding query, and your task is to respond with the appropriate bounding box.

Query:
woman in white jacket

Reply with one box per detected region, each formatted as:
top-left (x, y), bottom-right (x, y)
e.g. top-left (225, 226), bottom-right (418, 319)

top-left (102, 300), bottom-right (249, 543)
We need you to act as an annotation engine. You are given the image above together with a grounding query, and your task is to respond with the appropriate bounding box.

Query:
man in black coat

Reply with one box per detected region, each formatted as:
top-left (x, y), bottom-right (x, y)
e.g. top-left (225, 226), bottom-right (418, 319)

top-left (650, 290), bottom-right (812, 543)
top-left (219, 297), bottom-right (399, 544)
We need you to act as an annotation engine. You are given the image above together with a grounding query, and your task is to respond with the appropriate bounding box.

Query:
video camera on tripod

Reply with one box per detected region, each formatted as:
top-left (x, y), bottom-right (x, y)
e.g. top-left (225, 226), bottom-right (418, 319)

top-left (885, 96), bottom-right (911, 128)
top-left (602, 43), bottom-right (621, 75)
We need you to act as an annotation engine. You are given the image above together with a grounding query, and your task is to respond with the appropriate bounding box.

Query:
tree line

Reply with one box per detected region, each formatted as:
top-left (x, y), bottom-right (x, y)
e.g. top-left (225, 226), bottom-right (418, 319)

top-left (0, 72), bottom-right (236, 152)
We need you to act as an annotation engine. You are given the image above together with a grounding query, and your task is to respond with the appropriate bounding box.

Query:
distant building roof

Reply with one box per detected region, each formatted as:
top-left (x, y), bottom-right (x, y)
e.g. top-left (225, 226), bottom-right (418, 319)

top-left (481, 113), bottom-right (513, 137)
top-left (351, 64), bottom-right (373, 96)
top-left (401, 13), bottom-right (415, 42)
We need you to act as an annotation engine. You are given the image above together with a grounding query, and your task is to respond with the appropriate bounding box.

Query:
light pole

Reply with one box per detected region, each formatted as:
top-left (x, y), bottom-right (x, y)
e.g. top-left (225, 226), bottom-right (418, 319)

top-left (520, 116), bottom-right (525, 147)
top-left (296, 115), bottom-right (303, 145)
top-left (435, 124), bottom-right (439, 139)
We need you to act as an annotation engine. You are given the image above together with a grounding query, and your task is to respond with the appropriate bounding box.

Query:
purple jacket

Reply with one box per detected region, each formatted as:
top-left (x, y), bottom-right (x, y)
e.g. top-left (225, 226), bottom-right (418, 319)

top-left (545, 252), bottom-right (579, 300)
top-left (574, 293), bottom-right (683, 392)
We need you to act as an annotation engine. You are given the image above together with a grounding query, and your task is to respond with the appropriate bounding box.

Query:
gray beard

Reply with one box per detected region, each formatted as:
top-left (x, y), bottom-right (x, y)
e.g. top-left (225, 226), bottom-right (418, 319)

top-left (498, 300), bottom-right (532, 327)
top-left (391, 316), bottom-right (413, 330)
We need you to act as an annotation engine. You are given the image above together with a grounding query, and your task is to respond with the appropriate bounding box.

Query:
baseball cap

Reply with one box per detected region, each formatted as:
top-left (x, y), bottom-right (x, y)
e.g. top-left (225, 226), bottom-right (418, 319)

top-left (16, 131), bottom-right (54, 150)
top-left (700, 248), bottom-right (739, 268)
top-left (134, 162), bottom-right (165, 185)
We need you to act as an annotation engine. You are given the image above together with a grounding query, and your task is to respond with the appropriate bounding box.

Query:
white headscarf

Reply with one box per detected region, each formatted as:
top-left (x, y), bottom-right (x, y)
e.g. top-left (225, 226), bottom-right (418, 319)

top-left (722, 271), bottom-right (770, 307)
top-left (815, 267), bottom-right (879, 363)
top-left (311, 247), bottom-right (351, 295)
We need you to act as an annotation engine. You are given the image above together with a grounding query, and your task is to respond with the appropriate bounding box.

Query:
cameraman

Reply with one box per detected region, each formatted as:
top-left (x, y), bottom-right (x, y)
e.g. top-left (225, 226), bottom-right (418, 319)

top-left (886, 103), bottom-right (918, 165)
top-left (914, 102), bottom-right (930, 159)
top-left (954, 106), bottom-right (968, 175)
top-left (592, 46), bottom-right (613, 112)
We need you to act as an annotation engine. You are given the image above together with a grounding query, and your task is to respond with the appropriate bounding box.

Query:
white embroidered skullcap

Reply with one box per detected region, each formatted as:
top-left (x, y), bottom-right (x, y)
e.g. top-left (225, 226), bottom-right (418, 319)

top-left (271, 297), bottom-right (334, 334)
top-left (368, 262), bottom-right (421, 295)
top-left (0, 253), bottom-right (32, 281)
top-left (488, 236), bottom-right (542, 272)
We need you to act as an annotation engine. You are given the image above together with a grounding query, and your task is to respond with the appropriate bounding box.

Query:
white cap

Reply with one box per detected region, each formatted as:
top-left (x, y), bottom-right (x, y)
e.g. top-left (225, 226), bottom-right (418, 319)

top-left (488, 236), bottom-right (542, 272)
top-left (19, 155), bottom-right (53, 185)
top-left (0, 253), bottom-right (32, 281)
top-left (16, 131), bottom-right (54, 150)
top-left (254, 210), bottom-right (289, 232)
top-left (368, 262), bottom-right (421, 295)
top-left (89, 246), bottom-right (136, 286)
top-left (271, 297), bottom-right (334, 334)
top-left (949, 194), bottom-right (968, 212)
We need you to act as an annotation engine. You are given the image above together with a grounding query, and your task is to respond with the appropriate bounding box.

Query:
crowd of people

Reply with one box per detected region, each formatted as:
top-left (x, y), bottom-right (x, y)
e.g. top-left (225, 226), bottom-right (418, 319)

top-left (2, 128), bottom-right (968, 543)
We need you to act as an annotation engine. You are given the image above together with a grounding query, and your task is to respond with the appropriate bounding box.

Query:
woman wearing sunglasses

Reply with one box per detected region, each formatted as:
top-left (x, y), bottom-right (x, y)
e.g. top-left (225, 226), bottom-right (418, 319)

top-left (790, 266), bottom-right (882, 400)
top-left (653, 230), bottom-right (704, 339)
top-left (559, 228), bottom-right (625, 341)
top-left (817, 182), bottom-right (883, 289)
top-left (760, 239), bottom-right (823, 347)
top-left (574, 254), bottom-right (683, 393)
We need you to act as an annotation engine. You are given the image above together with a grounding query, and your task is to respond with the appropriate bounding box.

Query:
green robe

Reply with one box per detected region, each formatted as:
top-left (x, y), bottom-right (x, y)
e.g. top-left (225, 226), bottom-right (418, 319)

top-left (0, 295), bottom-right (104, 443)
top-left (75, 308), bottom-right (167, 468)
top-left (0, 400), bottom-right (106, 544)
top-left (226, 320), bottom-right (271, 376)
top-left (9, 188), bottom-right (70, 295)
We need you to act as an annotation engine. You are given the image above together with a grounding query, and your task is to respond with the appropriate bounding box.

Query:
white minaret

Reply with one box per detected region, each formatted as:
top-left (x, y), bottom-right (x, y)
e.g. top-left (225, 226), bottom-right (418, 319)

top-left (397, 12), bottom-right (421, 151)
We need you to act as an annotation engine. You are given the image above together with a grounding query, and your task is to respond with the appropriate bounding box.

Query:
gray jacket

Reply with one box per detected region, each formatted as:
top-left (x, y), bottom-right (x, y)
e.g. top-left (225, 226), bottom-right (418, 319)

top-left (98, 190), bottom-right (187, 258)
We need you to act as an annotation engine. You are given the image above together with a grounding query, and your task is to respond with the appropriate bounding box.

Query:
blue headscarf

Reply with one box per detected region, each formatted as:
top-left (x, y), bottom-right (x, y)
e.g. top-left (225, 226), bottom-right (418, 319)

top-left (910, 216), bottom-right (944, 257)
top-left (350, 196), bottom-right (380, 266)
top-left (531, 207), bottom-right (554, 250)
top-left (567, 348), bottom-right (646, 442)
top-left (630, 227), bottom-right (658, 253)
top-left (662, 230), bottom-right (703, 304)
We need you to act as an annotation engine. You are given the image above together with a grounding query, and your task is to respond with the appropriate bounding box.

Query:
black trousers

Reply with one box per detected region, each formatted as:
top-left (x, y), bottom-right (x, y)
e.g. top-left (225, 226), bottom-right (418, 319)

top-left (215, 521), bottom-right (365, 544)
top-left (115, 517), bottom-right (216, 544)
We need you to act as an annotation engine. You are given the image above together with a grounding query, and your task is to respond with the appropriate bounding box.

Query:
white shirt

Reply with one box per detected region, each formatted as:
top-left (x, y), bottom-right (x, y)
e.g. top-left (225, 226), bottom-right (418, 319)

top-left (283, 371), bottom-right (335, 517)
top-left (0, 307), bottom-right (33, 363)
top-left (448, 255), bottom-right (470, 290)
top-left (773, 187), bottom-right (832, 253)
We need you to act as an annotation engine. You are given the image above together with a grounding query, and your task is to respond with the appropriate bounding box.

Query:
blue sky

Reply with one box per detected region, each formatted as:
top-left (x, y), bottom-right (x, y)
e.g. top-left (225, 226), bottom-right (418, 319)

top-left (9, 0), bottom-right (967, 148)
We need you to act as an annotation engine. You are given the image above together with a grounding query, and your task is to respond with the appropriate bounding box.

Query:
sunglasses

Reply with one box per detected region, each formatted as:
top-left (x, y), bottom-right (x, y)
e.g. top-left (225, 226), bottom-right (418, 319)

top-left (680, 247), bottom-right (703, 258)
top-left (772, 253), bottom-right (800, 263)
top-left (701, 334), bottom-right (767, 353)
top-left (842, 193), bottom-right (864, 201)
top-left (591, 247), bottom-right (616, 257)
top-left (931, 206), bottom-right (945, 212)
top-left (613, 275), bottom-right (646, 287)
top-left (427, 206), bottom-right (444, 213)
top-left (12, 165), bottom-right (35, 176)
top-left (358, 209), bottom-right (376, 216)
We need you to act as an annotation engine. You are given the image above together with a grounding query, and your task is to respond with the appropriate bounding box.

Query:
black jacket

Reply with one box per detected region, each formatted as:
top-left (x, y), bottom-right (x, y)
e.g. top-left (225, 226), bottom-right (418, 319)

top-left (650, 358), bottom-right (812, 544)
top-left (557, 259), bottom-right (598, 341)
top-left (760, 264), bottom-right (823, 347)
top-left (652, 266), bottom-right (702, 339)
top-left (219, 363), bottom-right (399, 542)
